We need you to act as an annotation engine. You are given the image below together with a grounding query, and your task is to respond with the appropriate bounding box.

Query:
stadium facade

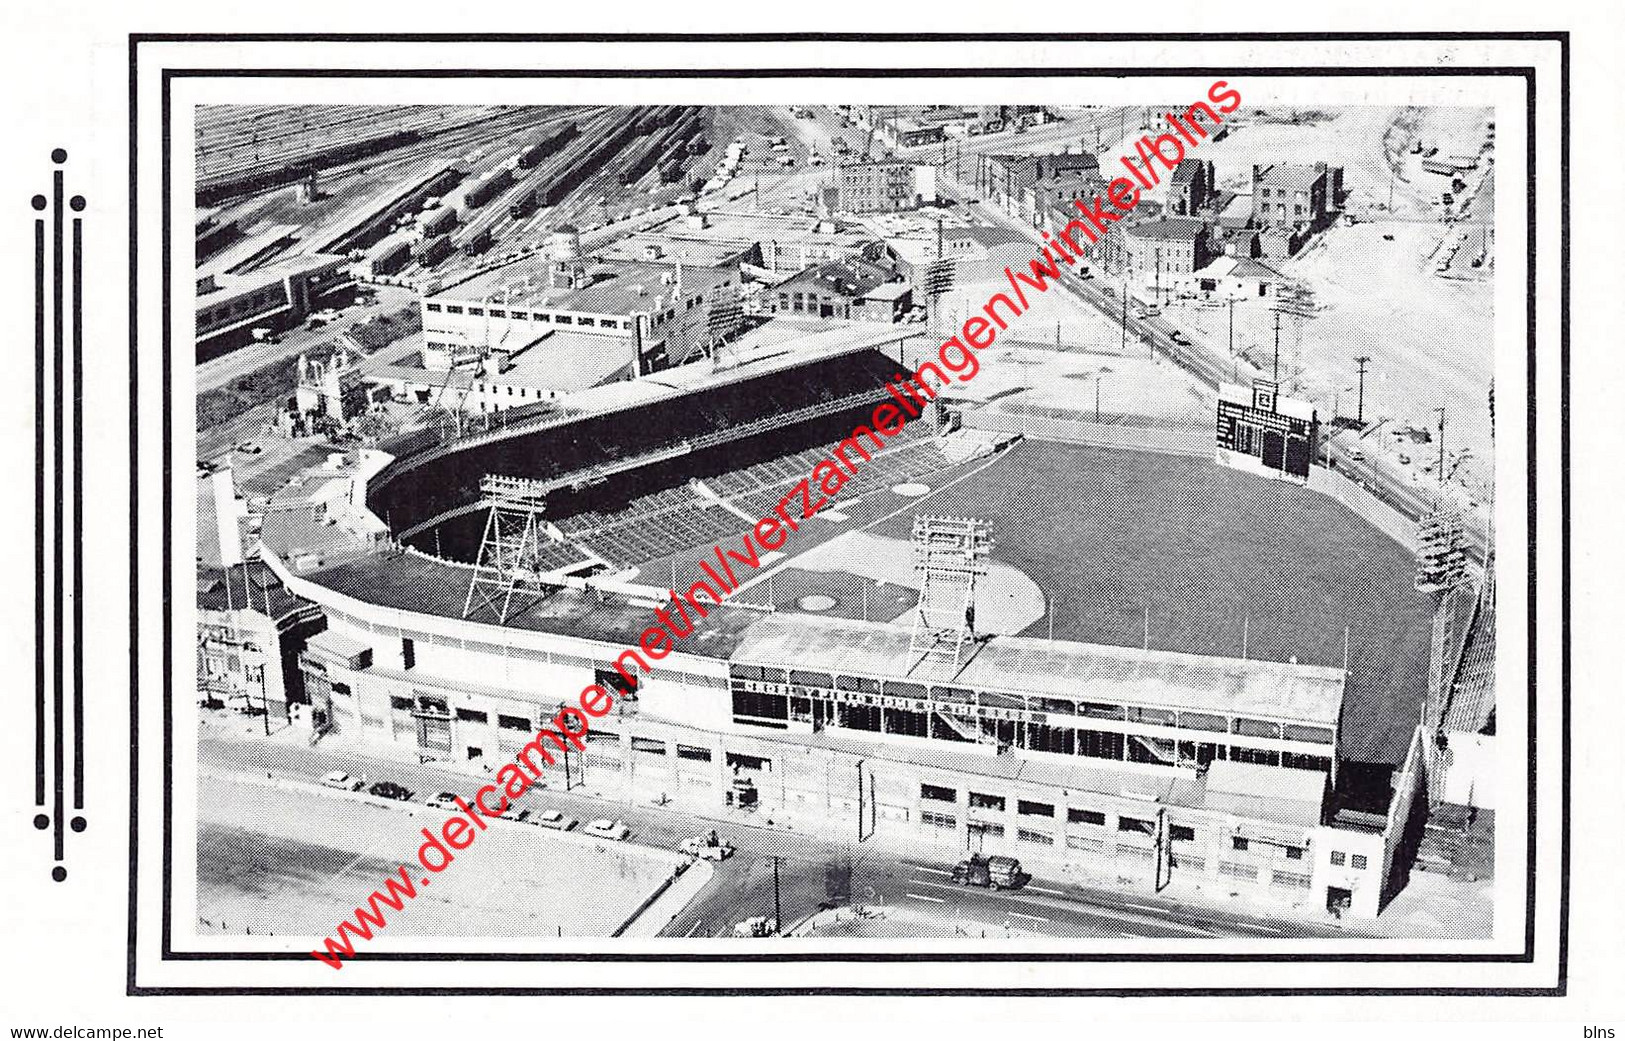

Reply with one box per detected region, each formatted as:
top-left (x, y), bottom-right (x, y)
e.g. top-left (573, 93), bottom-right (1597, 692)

top-left (247, 338), bottom-right (1428, 922)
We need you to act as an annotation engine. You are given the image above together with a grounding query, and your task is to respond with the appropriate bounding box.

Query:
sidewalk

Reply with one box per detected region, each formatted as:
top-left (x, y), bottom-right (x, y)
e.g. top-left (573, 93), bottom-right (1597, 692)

top-left (787, 904), bottom-right (1036, 940)
top-left (616, 859), bottom-right (716, 938)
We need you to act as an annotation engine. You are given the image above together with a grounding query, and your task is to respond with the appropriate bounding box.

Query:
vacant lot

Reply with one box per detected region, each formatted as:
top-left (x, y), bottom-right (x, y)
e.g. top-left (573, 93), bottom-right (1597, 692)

top-left (196, 774), bottom-right (678, 939)
top-left (869, 439), bottom-right (1433, 765)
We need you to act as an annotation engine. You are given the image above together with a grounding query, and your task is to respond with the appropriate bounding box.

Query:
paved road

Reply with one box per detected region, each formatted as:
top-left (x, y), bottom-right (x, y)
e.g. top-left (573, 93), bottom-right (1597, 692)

top-left (202, 731), bottom-right (1357, 941)
top-left (197, 283), bottom-right (419, 393)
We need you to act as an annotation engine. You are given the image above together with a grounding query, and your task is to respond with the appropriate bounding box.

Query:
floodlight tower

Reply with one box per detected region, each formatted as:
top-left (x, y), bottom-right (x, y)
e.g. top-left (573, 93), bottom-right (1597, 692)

top-left (908, 515), bottom-right (993, 670)
top-left (1414, 503), bottom-right (1471, 731)
top-left (463, 474), bottom-right (554, 623)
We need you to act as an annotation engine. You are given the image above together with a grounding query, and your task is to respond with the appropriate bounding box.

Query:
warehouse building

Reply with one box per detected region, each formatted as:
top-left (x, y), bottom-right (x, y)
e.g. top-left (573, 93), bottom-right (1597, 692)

top-left (195, 251), bottom-right (352, 349)
top-left (420, 253), bottom-right (743, 389)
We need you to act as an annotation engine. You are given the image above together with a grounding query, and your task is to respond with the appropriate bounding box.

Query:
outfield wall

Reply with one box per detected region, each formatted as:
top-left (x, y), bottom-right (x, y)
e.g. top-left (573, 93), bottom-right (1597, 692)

top-left (1306, 465), bottom-right (1418, 552)
top-left (963, 406), bottom-right (1211, 456)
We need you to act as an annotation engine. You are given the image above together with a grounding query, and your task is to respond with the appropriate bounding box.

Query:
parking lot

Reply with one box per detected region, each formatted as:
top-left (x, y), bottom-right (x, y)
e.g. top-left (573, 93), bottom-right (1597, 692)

top-left (196, 771), bottom-right (682, 939)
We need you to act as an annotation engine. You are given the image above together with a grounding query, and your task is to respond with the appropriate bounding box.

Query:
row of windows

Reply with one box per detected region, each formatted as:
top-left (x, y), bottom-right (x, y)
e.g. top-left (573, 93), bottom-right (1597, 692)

top-left (1232, 836), bottom-right (1306, 859)
top-left (425, 301), bottom-right (628, 329)
top-left (200, 287), bottom-right (287, 327)
top-left (728, 667), bottom-right (1332, 744)
top-left (848, 716), bottom-right (1327, 778)
top-left (1329, 850), bottom-right (1369, 870)
top-left (930, 794), bottom-right (1207, 842)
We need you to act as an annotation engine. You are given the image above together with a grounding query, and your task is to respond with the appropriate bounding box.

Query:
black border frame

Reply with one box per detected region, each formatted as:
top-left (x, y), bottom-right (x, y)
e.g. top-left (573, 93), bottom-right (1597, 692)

top-left (127, 32), bottom-right (1571, 997)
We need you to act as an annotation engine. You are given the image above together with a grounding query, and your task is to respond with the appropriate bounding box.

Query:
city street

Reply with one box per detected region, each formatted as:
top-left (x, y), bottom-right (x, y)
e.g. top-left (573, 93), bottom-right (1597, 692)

top-left (201, 730), bottom-right (1358, 942)
top-left (196, 283), bottom-right (419, 393)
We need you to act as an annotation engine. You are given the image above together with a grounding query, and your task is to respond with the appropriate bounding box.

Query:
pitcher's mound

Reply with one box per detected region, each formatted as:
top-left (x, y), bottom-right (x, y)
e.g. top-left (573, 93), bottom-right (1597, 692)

top-left (892, 482), bottom-right (930, 497)
top-left (797, 594), bottom-right (838, 612)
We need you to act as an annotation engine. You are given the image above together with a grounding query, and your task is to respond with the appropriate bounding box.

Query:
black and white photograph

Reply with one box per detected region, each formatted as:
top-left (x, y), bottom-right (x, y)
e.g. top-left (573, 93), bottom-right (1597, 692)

top-left (2, 17), bottom-right (1616, 1037)
top-left (192, 93), bottom-right (1499, 951)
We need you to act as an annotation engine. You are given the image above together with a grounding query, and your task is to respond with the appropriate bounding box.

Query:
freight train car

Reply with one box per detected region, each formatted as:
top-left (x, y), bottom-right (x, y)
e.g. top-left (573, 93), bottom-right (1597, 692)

top-left (517, 121), bottom-right (579, 170)
top-left (197, 128), bottom-right (421, 206)
top-left (417, 205), bottom-right (458, 238)
top-left (533, 109), bottom-right (647, 206)
top-left (462, 228), bottom-right (493, 257)
top-left (364, 233), bottom-right (414, 278)
top-left (464, 167), bottom-right (514, 211)
top-left (414, 233), bottom-right (454, 266)
top-left (657, 155), bottom-right (687, 184)
top-left (619, 111), bottom-right (705, 186)
top-left (508, 189), bottom-right (540, 220)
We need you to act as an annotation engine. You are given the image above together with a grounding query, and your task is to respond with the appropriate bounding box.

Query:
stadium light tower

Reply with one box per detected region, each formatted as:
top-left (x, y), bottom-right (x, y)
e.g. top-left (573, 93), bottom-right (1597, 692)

top-left (1415, 503), bottom-right (1471, 732)
top-left (907, 515), bottom-right (993, 671)
top-left (463, 474), bottom-right (554, 623)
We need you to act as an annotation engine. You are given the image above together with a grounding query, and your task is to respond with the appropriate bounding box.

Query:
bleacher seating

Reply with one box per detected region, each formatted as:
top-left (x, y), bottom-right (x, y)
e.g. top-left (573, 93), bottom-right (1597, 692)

top-left (548, 421), bottom-right (947, 569)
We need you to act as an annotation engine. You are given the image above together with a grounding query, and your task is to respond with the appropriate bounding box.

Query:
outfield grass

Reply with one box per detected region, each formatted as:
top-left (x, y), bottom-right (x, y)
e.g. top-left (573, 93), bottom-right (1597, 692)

top-left (871, 440), bottom-right (1434, 766)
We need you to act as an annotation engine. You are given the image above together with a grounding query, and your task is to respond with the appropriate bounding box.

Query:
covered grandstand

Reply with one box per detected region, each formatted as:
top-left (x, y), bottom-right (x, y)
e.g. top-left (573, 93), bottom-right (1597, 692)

top-left (369, 346), bottom-right (926, 561)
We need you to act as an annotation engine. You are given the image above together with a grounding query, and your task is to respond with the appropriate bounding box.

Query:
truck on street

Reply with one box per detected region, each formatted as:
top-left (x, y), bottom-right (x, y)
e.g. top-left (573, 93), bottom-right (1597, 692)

top-left (950, 853), bottom-right (1024, 891)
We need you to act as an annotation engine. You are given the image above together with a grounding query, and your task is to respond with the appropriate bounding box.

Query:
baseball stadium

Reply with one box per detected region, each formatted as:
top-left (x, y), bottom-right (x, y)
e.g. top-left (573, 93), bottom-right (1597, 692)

top-left (256, 323), bottom-right (1437, 920)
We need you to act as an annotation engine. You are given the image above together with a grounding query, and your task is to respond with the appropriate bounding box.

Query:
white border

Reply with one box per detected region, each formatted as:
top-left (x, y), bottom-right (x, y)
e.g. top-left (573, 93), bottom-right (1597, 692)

top-left (131, 35), bottom-right (1564, 993)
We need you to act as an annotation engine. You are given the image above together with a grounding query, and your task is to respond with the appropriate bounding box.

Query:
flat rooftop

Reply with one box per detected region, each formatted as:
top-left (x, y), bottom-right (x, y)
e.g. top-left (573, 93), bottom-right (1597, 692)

top-left (730, 612), bottom-right (1346, 728)
top-left (367, 327), bottom-right (633, 394)
top-left (1192, 760), bottom-right (1327, 827)
top-left (432, 255), bottom-right (728, 315)
top-left (520, 317), bottom-right (920, 416)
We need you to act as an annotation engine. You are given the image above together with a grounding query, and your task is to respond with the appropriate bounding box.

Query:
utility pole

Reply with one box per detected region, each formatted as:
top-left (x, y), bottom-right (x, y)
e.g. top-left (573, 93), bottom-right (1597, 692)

top-left (1435, 406), bottom-right (1447, 485)
top-left (1227, 297), bottom-right (1236, 376)
top-left (1354, 355), bottom-right (1371, 425)
top-left (1272, 310), bottom-right (1282, 382)
top-left (1119, 274), bottom-right (1129, 353)
top-left (770, 855), bottom-right (783, 933)
top-left (1095, 375), bottom-right (1102, 421)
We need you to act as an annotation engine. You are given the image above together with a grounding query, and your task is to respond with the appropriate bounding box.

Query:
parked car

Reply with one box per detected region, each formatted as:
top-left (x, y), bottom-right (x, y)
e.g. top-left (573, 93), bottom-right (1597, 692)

top-left (583, 819), bottom-right (630, 841)
top-left (533, 810), bottom-right (576, 831)
top-left (1168, 330), bottom-right (1190, 346)
top-left (235, 441), bottom-right (263, 455)
top-left (681, 831), bottom-right (735, 861)
top-left (319, 770), bottom-right (364, 792)
top-left (498, 805), bottom-right (531, 824)
top-left (733, 916), bottom-right (777, 937)
top-left (426, 791), bottom-right (461, 811)
top-left (950, 853), bottom-right (1024, 891)
top-left (367, 780), bottom-right (414, 801)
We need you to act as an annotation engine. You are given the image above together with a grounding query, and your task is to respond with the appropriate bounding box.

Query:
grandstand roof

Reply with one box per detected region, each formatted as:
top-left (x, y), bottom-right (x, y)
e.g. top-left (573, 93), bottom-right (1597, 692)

top-left (364, 334), bottom-right (914, 537)
top-left (299, 548), bottom-right (768, 654)
top-left (731, 613), bottom-right (1346, 727)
